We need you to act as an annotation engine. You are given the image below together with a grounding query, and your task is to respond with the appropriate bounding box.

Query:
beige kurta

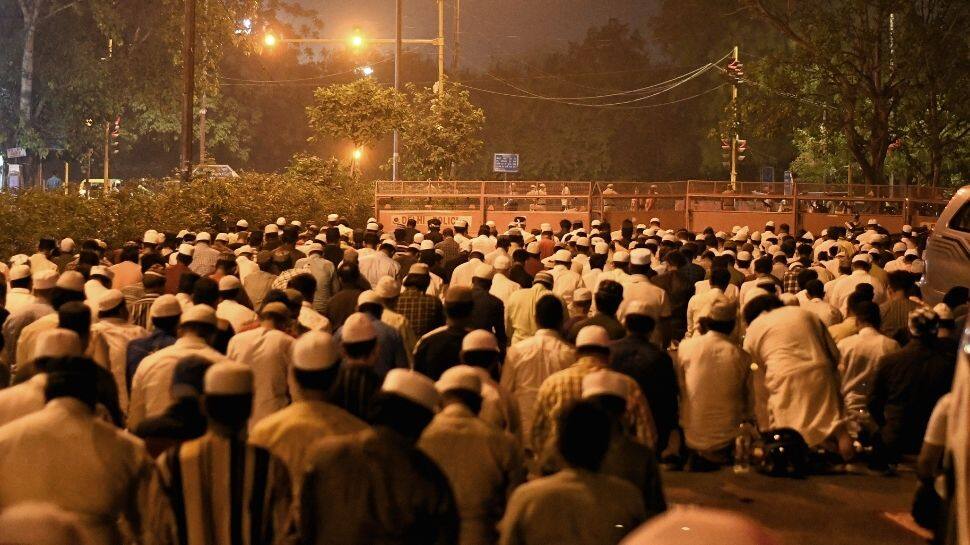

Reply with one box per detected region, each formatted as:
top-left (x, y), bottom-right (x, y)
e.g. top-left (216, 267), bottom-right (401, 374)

top-left (88, 318), bottom-right (148, 413)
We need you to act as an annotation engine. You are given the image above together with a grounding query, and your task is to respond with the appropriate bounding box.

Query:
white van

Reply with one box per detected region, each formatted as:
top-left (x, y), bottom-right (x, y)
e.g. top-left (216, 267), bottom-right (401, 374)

top-left (921, 184), bottom-right (970, 305)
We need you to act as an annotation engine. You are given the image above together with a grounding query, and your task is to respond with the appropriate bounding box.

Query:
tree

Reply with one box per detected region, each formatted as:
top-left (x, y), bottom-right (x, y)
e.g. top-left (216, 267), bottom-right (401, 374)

top-left (396, 81), bottom-right (485, 180)
top-left (305, 77), bottom-right (405, 149)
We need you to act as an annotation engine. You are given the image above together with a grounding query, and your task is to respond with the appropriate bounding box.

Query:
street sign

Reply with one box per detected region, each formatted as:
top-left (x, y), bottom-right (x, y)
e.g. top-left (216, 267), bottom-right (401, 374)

top-left (760, 166), bottom-right (775, 183)
top-left (493, 153), bottom-right (519, 173)
top-left (783, 170), bottom-right (794, 196)
top-left (6, 147), bottom-right (26, 159)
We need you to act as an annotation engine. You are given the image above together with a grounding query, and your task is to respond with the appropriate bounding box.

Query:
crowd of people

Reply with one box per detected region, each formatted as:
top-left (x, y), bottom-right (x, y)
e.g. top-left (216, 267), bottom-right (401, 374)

top-left (0, 211), bottom-right (965, 545)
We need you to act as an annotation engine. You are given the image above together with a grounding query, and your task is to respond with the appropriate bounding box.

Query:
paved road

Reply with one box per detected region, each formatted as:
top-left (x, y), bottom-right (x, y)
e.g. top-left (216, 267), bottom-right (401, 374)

top-left (662, 467), bottom-right (927, 545)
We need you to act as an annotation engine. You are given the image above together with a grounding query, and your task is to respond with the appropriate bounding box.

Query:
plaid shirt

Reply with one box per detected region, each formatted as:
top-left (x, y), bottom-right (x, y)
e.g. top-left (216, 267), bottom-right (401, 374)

top-left (396, 287), bottom-right (445, 338)
top-left (782, 266), bottom-right (802, 294)
top-left (530, 356), bottom-right (657, 455)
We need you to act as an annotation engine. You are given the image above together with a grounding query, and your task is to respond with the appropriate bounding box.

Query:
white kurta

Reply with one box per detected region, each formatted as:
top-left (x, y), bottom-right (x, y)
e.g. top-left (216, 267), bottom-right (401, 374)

top-left (217, 299), bottom-right (258, 333)
top-left (743, 306), bottom-right (844, 446)
top-left (0, 398), bottom-right (158, 545)
top-left (227, 326), bottom-right (294, 428)
top-left (836, 327), bottom-right (900, 413)
top-left (677, 331), bottom-right (752, 451)
top-left (489, 273), bottom-right (520, 305)
top-left (87, 318), bottom-right (148, 413)
top-left (500, 329), bottom-right (576, 441)
top-left (551, 265), bottom-right (584, 306)
top-left (358, 252), bottom-right (400, 288)
top-left (128, 336), bottom-right (228, 429)
top-left (451, 257), bottom-right (484, 289)
top-left (0, 373), bottom-right (47, 427)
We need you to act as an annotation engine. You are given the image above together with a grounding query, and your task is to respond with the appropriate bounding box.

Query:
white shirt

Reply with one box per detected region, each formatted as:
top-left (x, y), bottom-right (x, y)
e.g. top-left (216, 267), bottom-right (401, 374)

top-left (825, 269), bottom-right (886, 316)
top-left (694, 279), bottom-right (739, 300)
top-left (677, 331), bottom-right (752, 451)
top-left (489, 273), bottom-right (520, 305)
top-left (500, 329), bottom-right (576, 441)
top-left (802, 297), bottom-right (843, 327)
top-left (684, 287), bottom-right (735, 340)
top-left (4, 288), bottom-right (36, 314)
top-left (237, 255), bottom-right (259, 282)
top-left (617, 275), bottom-right (671, 347)
top-left (128, 336), bottom-right (227, 429)
top-left (925, 393), bottom-right (952, 447)
top-left (358, 252), bottom-right (400, 288)
top-left (227, 326), bottom-right (294, 428)
top-left (739, 275), bottom-right (777, 308)
top-left (551, 264), bottom-right (585, 306)
top-left (837, 326), bottom-right (900, 412)
top-left (87, 318), bottom-right (148, 413)
top-left (450, 257), bottom-right (483, 288)
top-left (217, 299), bottom-right (258, 333)
top-left (0, 398), bottom-right (156, 545)
top-left (0, 373), bottom-right (47, 427)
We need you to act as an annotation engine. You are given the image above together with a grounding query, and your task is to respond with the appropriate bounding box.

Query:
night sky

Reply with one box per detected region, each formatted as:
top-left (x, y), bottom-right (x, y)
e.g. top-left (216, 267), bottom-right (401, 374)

top-left (293, 0), bottom-right (659, 66)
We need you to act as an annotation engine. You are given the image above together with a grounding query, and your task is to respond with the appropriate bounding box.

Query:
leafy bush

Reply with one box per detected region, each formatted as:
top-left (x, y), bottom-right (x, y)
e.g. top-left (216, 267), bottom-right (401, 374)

top-left (0, 165), bottom-right (373, 258)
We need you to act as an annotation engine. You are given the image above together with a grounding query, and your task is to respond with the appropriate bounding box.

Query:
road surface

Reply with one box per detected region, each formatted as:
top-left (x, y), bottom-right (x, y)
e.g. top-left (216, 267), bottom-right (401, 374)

top-left (662, 467), bottom-right (927, 545)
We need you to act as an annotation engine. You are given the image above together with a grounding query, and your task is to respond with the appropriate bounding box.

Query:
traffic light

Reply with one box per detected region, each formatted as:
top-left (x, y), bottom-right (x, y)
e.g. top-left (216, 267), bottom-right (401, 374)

top-left (726, 59), bottom-right (745, 83)
top-left (721, 138), bottom-right (731, 167)
top-left (736, 138), bottom-right (747, 162)
top-left (111, 116), bottom-right (121, 154)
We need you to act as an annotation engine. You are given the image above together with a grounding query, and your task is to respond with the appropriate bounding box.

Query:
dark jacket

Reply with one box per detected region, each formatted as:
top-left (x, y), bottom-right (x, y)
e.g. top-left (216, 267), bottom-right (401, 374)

top-left (413, 325), bottom-right (468, 381)
top-left (469, 287), bottom-right (507, 348)
top-left (610, 335), bottom-right (680, 453)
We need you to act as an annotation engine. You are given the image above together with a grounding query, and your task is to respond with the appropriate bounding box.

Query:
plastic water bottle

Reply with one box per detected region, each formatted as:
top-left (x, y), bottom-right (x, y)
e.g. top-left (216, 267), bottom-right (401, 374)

top-left (733, 423), bottom-right (752, 474)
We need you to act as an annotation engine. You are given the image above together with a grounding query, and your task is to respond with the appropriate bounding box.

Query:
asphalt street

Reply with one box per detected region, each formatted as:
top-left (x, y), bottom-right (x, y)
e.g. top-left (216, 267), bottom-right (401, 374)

top-left (662, 467), bottom-right (928, 545)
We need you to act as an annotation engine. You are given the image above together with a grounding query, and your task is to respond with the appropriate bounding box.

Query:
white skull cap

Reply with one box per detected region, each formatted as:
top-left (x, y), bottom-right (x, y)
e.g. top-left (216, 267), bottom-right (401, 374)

top-left (576, 325), bottom-right (610, 349)
top-left (594, 241), bottom-right (610, 255)
top-left (493, 255), bottom-right (511, 270)
top-left (218, 275), bottom-right (241, 291)
top-left (237, 219), bottom-right (249, 228)
top-left (8, 264), bottom-right (31, 281)
top-left (97, 289), bottom-right (125, 312)
top-left (33, 328), bottom-right (83, 361)
top-left (196, 232), bottom-right (211, 242)
top-left (32, 270), bottom-right (58, 290)
top-left (143, 229), bottom-right (159, 243)
top-left (553, 249), bottom-right (572, 262)
top-left (420, 239), bottom-right (435, 250)
top-left (582, 369), bottom-right (628, 399)
top-left (382, 368), bottom-right (439, 411)
top-left (90, 265), bottom-right (114, 280)
top-left (540, 223), bottom-right (552, 232)
top-left (461, 329), bottom-right (499, 352)
top-left (650, 217), bottom-right (661, 224)
top-left (630, 248), bottom-right (652, 265)
top-left (436, 365), bottom-right (482, 395)
top-left (474, 263), bottom-right (495, 280)
top-left (178, 243), bottom-right (195, 256)
top-left (55, 271), bottom-right (85, 292)
top-left (612, 251), bottom-right (630, 263)
top-left (264, 224), bottom-right (279, 234)
top-left (342, 312), bottom-right (377, 343)
top-left (150, 294), bottom-right (182, 319)
top-left (374, 276), bottom-right (400, 299)
top-left (292, 330), bottom-right (339, 371)
top-left (620, 506), bottom-right (779, 545)
top-left (204, 362), bottom-right (253, 395)
top-left (327, 213), bottom-right (339, 222)
top-left (357, 290), bottom-right (384, 309)
top-left (276, 217), bottom-right (286, 226)
top-left (0, 501), bottom-right (86, 545)
top-left (180, 304), bottom-right (217, 326)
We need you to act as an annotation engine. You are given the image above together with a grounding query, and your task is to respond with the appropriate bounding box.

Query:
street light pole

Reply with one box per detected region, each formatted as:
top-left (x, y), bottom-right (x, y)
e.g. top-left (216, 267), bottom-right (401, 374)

top-left (437, 0), bottom-right (444, 96)
top-left (103, 121), bottom-right (110, 195)
top-left (179, 0), bottom-right (197, 183)
top-left (392, 0), bottom-right (402, 182)
top-left (730, 44), bottom-right (739, 191)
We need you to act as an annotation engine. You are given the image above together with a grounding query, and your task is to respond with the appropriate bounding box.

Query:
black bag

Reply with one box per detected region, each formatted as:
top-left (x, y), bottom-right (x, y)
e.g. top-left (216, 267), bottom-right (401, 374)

top-left (911, 480), bottom-right (943, 530)
top-left (757, 428), bottom-right (810, 478)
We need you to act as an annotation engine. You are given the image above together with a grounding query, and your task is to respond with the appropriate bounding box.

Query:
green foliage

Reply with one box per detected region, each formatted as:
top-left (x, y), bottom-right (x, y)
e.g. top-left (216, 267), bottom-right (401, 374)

top-left (0, 170), bottom-right (374, 257)
top-left (306, 78), bottom-right (405, 149)
top-left (395, 82), bottom-right (485, 180)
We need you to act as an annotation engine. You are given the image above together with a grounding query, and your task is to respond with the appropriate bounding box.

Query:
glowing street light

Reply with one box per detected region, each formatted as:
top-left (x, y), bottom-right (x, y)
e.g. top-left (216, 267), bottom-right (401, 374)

top-left (263, 32), bottom-right (278, 47)
top-left (358, 65), bottom-right (374, 76)
top-left (349, 27), bottom-right (364, 50)
top-left (352, 148), bottom-right (363, 161)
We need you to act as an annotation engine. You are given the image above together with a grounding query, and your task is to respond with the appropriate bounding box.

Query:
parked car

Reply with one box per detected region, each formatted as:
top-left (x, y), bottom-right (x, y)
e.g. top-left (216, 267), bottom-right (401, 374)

top-left (192, 164), bottom-right (239, 178)
top-left (920, 184), bottom-right (970, 305)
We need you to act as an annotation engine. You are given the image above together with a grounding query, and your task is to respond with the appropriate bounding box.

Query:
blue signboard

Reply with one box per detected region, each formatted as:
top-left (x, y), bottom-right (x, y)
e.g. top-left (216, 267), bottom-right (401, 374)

top-left (493, 153), bottom-right (519, 173)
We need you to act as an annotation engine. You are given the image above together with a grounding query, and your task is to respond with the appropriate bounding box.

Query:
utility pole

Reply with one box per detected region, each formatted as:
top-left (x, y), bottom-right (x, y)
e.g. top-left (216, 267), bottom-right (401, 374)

top-left (102, 121), bottom-right (110, 195)
top-left (199, 93), bottom-right (207, 164)
top-left (452, 0), bottom-right (460, 71)
top-left (179, 0), bottom-right (197, 183)
top-left (437, 0), bottom-right (444, 96)
top-left (730, 45), bottom-right (739, 190)
top-left (392, 0), bottom-right (402, 182)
